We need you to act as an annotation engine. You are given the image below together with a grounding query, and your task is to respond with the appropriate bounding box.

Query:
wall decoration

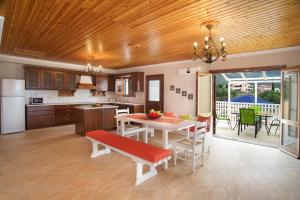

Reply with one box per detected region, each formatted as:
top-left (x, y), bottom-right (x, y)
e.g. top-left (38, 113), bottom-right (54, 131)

top-left (170, 85), bottom-right (175, 91)
top-left (188, 94), bottom-right (193, 100)
top-left (182, 91), bottom-right (187, 96)
top-left (176, 88), bottom-right (181, 93)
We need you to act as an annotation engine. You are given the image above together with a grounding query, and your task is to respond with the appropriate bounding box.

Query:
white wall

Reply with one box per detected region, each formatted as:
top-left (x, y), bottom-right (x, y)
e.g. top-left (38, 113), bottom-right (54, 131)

top-left (0, 62), bottom-right (24, 79)
top-left (118, 60), bottom-right (206, 116)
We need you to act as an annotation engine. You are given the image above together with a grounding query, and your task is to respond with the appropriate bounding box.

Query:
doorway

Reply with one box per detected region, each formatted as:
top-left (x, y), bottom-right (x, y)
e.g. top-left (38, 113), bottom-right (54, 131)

top-left (145, 74), bottom-right (164, 113)
top-left (210, 67), bottom-right (284, 148)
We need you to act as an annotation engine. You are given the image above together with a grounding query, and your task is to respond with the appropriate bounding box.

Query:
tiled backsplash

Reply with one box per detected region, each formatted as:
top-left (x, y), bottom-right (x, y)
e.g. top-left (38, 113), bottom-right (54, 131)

top-left (25, 89), bottom-right (115, 104)
top-left (114, 92), bottom-right (144, 104)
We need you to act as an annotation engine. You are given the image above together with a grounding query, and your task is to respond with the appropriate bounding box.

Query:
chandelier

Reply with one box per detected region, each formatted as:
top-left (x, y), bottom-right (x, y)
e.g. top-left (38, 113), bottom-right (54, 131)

top-left (86, 57), bottom-right (102, 73)
top-left (193, 22), bottom-right (227, 64)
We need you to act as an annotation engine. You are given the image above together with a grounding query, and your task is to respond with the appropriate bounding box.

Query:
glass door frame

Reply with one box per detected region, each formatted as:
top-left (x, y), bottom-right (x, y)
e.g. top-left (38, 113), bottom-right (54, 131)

top-left (280, 66), bottom-right (300, 158)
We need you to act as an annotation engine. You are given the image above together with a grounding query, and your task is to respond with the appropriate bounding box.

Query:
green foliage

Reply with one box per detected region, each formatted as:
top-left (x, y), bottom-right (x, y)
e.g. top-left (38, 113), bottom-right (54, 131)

top-left (258, 90), bottom-right (280, 104)
top-left (216, 85), bottom-right (240, 101)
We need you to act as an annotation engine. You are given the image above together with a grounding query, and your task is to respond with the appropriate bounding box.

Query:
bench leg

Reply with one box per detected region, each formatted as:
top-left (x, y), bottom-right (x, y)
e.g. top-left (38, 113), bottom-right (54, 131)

top-left (163, 158), bottom-right (168, 170)
top-left (91, 141), bottom-right (111, 158)
top-left (135, 163), bottom-right (157, 186)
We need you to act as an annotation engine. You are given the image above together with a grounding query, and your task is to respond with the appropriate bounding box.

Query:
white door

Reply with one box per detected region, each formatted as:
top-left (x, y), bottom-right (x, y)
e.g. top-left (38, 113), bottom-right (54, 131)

top-left (280, 68), bottom-right (300, 158)
top-left (1, 97), bottom-right (25, 134)
top-left (197, 72), bottom-right (212, 116)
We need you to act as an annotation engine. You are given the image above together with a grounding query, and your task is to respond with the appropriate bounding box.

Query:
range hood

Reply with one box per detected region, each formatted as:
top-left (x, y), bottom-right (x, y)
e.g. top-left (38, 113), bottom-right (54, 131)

top-left (77, 75), bottom-right (96, 89)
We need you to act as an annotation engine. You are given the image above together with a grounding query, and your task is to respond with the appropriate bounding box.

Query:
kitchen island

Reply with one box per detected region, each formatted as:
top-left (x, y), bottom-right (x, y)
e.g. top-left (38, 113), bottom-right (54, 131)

top-left (74, 105), bottom-right (119, 136)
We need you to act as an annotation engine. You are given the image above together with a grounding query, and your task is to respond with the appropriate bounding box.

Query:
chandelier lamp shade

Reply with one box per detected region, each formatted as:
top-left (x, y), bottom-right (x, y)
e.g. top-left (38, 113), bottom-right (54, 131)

top-left (193, 22), bottom-right (227, 64)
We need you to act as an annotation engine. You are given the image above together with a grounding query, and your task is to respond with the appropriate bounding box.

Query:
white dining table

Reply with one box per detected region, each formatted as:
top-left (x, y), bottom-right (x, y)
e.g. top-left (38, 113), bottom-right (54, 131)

top-left (115, 113), bottom-right (199, 149)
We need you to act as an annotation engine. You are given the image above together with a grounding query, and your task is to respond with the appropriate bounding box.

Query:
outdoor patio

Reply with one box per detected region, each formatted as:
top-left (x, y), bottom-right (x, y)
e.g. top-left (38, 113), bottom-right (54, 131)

top-left (214, 71), bottom-right (281, 147)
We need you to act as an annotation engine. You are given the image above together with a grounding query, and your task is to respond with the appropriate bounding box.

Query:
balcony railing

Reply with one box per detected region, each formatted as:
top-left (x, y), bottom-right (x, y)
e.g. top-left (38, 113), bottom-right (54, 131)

top-left (216, 101), bottom-right (280, 121)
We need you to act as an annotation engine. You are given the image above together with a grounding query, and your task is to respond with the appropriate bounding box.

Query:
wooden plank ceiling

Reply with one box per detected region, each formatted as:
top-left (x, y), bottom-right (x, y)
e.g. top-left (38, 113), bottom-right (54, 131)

top-left (0, 0), bottom-right (300, 69)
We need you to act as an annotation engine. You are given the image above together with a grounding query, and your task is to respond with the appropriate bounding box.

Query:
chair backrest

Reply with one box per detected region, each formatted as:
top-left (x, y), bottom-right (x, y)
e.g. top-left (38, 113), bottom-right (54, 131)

top-left (239, 108), bottom-right (255, 125)
top-left (116, 108), bottom-right (130, 116)
top-left (197, 115), bottom-right (211, 132)
top-left (180, 114), bottom-right (193, 120)
top-left (193, 121), bottom-right (206, 144)
top-left (248, 105), bottom-right (261, 114)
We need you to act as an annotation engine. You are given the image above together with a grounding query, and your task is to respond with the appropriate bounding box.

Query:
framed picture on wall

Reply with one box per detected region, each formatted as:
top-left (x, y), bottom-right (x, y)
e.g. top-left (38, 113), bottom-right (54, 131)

top-left (188, 94), bottom-right (193, 100)
top-left (176, 88), bottom-right (181, 93)
top-left (182, 91), bottom-right (187, 96)
top-left (170, 85), bottom-right (175, 91)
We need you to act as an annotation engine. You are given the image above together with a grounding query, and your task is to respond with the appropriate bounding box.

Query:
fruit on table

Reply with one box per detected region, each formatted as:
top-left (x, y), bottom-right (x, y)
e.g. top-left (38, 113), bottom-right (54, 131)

top-left (149, 110), bottom-right (161, 117)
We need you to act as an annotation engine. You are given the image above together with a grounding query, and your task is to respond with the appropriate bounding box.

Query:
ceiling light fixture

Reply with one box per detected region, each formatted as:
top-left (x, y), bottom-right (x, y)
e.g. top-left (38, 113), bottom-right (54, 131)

top-left (86, 57), bottom-right (102, 73)
top-left (193, 21), bottom-right (227, 64)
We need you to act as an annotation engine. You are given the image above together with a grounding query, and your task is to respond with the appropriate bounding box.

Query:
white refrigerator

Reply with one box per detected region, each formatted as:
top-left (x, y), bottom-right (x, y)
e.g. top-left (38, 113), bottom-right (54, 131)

top-left (1, 79), bottom-right (25, 134)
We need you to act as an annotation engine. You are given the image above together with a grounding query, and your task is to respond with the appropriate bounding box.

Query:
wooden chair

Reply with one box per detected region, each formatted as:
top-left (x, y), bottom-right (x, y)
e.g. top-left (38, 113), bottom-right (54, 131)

top-left (238, 108), bottom-right (259, 138)
top-left (116, 108), bottom-right (144, 140)
top-left (174, 122), bottom-right (205, 173)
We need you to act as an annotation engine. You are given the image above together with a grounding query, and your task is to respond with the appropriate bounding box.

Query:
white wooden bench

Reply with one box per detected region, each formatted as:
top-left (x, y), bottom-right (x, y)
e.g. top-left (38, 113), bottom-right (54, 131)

top-left (86, 130), bottom-right (171, 185)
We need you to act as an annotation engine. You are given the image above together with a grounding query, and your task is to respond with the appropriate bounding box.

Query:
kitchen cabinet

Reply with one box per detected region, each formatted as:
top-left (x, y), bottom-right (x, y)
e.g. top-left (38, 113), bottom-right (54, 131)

top-left (55, 105), bottom-right (75, 125)
top-left (54, 72), bottom-right (65, 90)
top-left (65, 73), bottom-right (77, 90)
top-left (111, 103), bottom-right (144, 113)
top-left (25, 69), bottom-right (41, 89)
top-left (108, 75), bottom-right (115, 91)
top-left (95, 75), bottom-right (108, 91)
top-left (40, 71), bottom-right (54, 89)
top-left (102, 108), bottom-right (116, 130)
top-left (75, 106), bottom-right (117, 136)
top-left (131, 72), bottom-right (144, 92)
top-left (26, 106), bottom-right (55, 129)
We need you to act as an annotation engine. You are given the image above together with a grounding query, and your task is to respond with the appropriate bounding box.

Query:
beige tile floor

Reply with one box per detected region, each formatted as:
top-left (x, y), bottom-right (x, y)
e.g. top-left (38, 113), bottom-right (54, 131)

top-left (0, 125), bottom-right (300, 200)
top-left (216, 122), bottom-right (280, 147)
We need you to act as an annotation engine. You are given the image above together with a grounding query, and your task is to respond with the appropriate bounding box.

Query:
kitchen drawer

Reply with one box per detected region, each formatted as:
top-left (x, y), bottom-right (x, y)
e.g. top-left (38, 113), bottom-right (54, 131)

top-left (55, 105), bottom-right (75, 110)
top-left (55, 113), bottom-right (75, 125)
top-left (27, 105), bottom-right (55, 112)
top-left (27, 115), bottom-right (55, 129)
top-left (27, 110), bottom-right (55, 116)
top-left (55, 108), bottom-right (74, 114)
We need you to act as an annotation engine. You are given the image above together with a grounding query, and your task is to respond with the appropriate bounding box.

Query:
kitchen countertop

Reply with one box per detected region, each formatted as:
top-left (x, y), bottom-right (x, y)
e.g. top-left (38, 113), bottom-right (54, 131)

top-left (26, 102), bottom-right (143, 106)
top-left (74, 105), bottom-right (119, 110)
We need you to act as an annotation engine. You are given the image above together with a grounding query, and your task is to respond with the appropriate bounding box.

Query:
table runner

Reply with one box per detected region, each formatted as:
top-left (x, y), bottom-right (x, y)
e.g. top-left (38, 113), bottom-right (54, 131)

top-left (127, 114), bottom-right (184, 124)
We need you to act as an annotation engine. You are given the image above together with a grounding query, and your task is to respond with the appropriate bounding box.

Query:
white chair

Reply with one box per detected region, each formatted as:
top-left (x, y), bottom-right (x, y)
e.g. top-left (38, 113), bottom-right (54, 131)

top-left (174, 122), bottom-right (206, 173)
top-left (116, 108), bottom-right (147, 141)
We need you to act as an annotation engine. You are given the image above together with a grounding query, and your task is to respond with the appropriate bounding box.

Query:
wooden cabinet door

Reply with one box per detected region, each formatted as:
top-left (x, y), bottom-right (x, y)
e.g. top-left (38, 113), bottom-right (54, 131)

top-left (130, 72), bottom-right (144, 92)
top-left (55, 72), bottom-right (65, 90)
top-left (86, 109), bottom-right (101, 131)
top-left (41, 71), bottom-right (54, 89)
top-left (25, 69), bottom-right (40, 89)
top-left (108, 75), bottom-right (115, 91)
top-left (102, 108), bottom-right (116, 130)
top-left (96, 75), bottom-right (108, 91)
top-left (65, 73), bottom-right (77, 90)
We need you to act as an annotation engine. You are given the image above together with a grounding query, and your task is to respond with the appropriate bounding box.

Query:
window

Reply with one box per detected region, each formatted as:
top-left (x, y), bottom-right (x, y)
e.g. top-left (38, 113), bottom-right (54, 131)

top-left (149, 80), bottom-right (160, 101)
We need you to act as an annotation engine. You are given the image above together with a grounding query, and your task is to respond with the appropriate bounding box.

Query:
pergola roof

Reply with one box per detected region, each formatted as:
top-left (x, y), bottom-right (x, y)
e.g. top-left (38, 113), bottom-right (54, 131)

top-left (216, 70), bottom-right (281, 84)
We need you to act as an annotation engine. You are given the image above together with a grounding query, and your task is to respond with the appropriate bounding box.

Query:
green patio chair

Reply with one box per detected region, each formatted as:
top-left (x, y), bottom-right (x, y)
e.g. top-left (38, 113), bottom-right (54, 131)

top-left (216, 114), bottom-right (232, 129)
top-left (248, 105), bottom-right (262, 128)
top-left (238, 108), bottom-right (259, 138)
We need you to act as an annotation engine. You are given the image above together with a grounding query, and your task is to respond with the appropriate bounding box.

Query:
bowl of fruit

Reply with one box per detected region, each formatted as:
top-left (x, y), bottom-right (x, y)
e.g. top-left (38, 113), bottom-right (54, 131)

top-left (148, 110), bottom-right (161, 119)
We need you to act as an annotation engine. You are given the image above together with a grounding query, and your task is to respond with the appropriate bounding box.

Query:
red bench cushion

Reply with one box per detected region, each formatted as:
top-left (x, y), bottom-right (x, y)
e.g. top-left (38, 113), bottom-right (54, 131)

top-left (86, 130), bottom-right (171, 163)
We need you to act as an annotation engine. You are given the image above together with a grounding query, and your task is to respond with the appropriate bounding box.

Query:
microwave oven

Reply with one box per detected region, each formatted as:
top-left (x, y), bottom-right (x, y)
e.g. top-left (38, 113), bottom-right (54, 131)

top-left (31, 97), bottom-right (43, 104)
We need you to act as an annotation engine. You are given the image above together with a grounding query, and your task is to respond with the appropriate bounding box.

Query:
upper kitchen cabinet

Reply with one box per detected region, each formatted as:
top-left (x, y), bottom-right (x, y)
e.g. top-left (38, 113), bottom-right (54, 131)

top-left (131, 72), bottom-right (144, 92)
top-left (54, 72), bottom-right (65, 90)
top-left (25, 68), bottom-right (41, 89)
top-left (95, 75), bottom-right (109, 91)
top-left (108, 75), bottom-right (115, 91)
top-left (65, 73), bottom-right (77, 90)
top-left (40, 71), bottom-right (55, 89)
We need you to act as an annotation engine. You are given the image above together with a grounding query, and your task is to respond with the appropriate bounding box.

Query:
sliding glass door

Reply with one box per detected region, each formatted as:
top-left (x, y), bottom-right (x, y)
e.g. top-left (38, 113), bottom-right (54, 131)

top-left (280, 67), bottom-right (300, 158)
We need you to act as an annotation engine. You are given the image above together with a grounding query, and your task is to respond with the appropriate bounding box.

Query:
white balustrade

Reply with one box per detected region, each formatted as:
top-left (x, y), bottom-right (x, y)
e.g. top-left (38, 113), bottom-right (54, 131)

top-left (216, 101), bottom-right (280, 122)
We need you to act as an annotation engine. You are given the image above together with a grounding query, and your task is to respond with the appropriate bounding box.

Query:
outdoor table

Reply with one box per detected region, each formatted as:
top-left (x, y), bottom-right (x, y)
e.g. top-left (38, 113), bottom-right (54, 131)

top-left (115, 113), bottom-right (201, 149)
top-left (231, 112), bottom-right (273, 133)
